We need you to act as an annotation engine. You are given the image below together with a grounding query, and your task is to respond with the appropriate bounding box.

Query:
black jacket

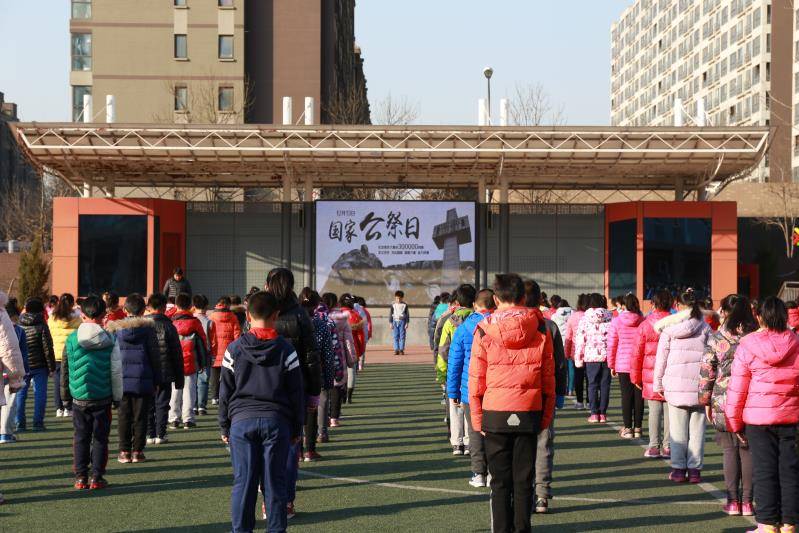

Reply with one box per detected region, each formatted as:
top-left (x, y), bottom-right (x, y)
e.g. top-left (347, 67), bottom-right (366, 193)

top-left (162, 278), bottom-right (192, 299)
top-left (544, 318), bottom-right (568, 397)
top-left (19, 312), bottom-right (55, 372)
top-left (273, 298), bottom-right (322, 396)
top-left (145, 312), bottom-right (185, 390)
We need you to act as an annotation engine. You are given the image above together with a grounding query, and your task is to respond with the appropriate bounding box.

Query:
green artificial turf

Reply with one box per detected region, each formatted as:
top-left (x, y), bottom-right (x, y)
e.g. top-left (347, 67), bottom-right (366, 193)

top-left (1, 363), bottom-right (753, 532)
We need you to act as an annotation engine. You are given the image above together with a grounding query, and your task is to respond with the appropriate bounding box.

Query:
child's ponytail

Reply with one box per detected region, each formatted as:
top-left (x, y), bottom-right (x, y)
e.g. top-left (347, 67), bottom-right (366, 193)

top-left (679, 289), bottom-right (702, 320)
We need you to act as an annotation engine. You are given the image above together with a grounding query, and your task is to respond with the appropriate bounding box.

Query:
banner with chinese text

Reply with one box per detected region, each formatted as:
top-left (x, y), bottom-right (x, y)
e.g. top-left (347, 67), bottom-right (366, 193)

top-left (315, 201), bottom-right (476, 306)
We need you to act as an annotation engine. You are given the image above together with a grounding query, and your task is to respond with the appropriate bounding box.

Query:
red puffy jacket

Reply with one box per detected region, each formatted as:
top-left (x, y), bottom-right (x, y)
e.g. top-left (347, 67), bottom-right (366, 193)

top-left (630, 310), bottom-right (671, 401)
top-left (103, 307), bottom-right (127, 327)
top-left (468, 307), bottom-right (555, 433)
top-left (171, 312), bottom-right (209, 376)
top-left (209, 306), bottom-right (242, 367)
top-left (343, 307), bottom-right (365, 358)
top-left (788, 308), bottom-right (799, 331)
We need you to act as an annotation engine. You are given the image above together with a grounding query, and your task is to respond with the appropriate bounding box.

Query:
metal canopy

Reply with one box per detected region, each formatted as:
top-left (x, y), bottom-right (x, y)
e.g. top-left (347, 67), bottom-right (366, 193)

top-left (12, 123), bottom-right (769, 190)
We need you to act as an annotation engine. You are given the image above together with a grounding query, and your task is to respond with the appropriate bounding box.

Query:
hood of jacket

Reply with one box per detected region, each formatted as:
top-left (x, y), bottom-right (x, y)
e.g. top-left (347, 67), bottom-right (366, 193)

top-left (617, 310), bottom-right (643, 328)
top-left (655, 309), bottom-right (706, 338)
top-left (552, 307), bottom-right (572, 321)
top-left (19, 312), bottom-right (44, 327)
top-left (236, 331), bottom-right (291, 367)
top-left (106, 317), bottom-right (154, 342)
top-left (789, 308), bottom-right (799, 326)
top-left (482, 307), bottom-right (543, 350)
top-left (77, 322), bottom-right (115, 350)
top-left (746, 329), bottom-right (799, 365)
top-left (584, 307), bottom-right (613, 325)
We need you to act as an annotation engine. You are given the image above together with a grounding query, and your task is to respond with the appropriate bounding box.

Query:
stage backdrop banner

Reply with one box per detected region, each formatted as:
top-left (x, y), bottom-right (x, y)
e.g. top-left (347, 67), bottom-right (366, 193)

top-left (315, 201), bottom-right (476, 306)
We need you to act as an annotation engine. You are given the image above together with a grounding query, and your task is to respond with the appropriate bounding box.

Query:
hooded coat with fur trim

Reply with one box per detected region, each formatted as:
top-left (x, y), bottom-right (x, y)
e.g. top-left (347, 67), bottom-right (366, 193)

top-left (107, 317), bottom-right (162, 396)
top-left (0, 291), bottom-right (25, 407)
top-left (630, 310), bottom-right (672, 401)
top-left (574, 308), bottom-right (613, 367)
top-left (607, 311), bottom-right (644, 374)
top-left (653, 310), bottom-right (711, 407)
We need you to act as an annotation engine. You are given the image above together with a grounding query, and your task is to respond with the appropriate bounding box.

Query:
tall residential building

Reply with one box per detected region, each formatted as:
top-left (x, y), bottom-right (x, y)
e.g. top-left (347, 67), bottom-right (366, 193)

top-left (611, 0), bottom-right (793, 182)
top-left (69, 0), bottom-right (369, 125)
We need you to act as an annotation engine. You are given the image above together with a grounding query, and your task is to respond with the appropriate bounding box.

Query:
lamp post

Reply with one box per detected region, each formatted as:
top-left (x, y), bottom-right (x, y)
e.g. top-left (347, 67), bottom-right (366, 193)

top-left (483, 66), bottom-right (493, 125)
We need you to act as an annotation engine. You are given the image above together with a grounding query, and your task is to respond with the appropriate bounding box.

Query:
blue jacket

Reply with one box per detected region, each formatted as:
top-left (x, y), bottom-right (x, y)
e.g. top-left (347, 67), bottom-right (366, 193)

top-left (446, 311), bottom-right (490, 402)
top-left (218, 330), bottom-right (305, 439)
top-left (107, 318), bottom-right (161, 396)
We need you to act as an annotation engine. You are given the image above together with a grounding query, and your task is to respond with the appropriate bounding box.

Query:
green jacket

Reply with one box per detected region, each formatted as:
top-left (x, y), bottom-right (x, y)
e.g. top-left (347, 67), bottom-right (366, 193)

top-left (61, 323), bottom-right (123, 406)
top-left (435, 308), bottom-right (474, 384)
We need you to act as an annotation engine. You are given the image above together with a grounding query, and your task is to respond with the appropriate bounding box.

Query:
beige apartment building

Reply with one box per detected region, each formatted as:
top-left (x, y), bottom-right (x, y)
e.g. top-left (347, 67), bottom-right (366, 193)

top-left (69, 0), bottom-right (369, 125)
top-left (611, 0), bottom-right (794, 182)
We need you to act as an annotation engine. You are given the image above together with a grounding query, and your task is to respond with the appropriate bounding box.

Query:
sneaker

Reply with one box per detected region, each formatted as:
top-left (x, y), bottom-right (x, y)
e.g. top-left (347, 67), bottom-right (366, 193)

top-left (661, 447), bottom-right (671, 459)
top-left (192, 408), bottom-right (199, 415)
top-left (56, 408), bottom-right (64, 418)
top-left (687, 469), bottom-right (702, 484)
top-left (0, 434), bottom-right (17, 444)
top-left (619, 427), bottom-right (634, 439)
top-left (400, 350), bottom-right (405, 355)
top-left (463, 446), bottom-right (470, 455)
top-left (170, 421), bottom-right (180, 429)
top-left (146, 438), bottom-right (155, 445)
top-left (573, 401), bottom-right (584, 409)
top-left (154, 437), bottom-right (169, 445)
top-left (74, 476), bottom-right (90, 490)
top-left (286, 502), bottom-right (296, 520)
top-left (89, 476), bottom-right (108, 490)
top-left (741, 501), bottom-right (754, 517)
top-left (535, 498), bottom-right (548, 514)
top-left (183, 421), bottom-right (196, 430)
top-left (131, 451), bottom-right (146, 463)
top-left (599, 415), bottom-right (607, 423)
top-left (669, 468), bottom-right (688, 483)
top-left (211, 399), bottom-right (219, 406)
top-left (262, 501), bottom-right (267, 520)
top-left (198, 408), bottom-right (207, 416)
top-left (634, 428), bottom-right (642, 439)
top-left (643, 447), bottom-right (661, 458)
top-left (64, 409), bottom-right (72, 417)
top-left (723, 500), bottom-right (742, 516)
top-left (117, 451), bottom-right (132, 464)
top-left (303, 451), bottom-right (321, 462)
top-left (317, 433), bottom-right (329, 444)
top-left (587, 414), bottom-right (600, 423)
top-left (452, 445), bottom-right (464, 456)
top-left (394, 350), bottom-right (399, 355)
top-left (329, 418), bottom-right (340, 428)
top-left (468, 473), bottom-right (486, 488)
top-left (14, 423), bottom-right (26, 432)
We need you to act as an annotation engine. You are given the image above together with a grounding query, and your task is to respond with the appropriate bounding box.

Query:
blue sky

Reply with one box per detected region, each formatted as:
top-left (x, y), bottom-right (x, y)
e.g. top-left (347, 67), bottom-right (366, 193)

top-left (0, 0), bottom-right (631, 124)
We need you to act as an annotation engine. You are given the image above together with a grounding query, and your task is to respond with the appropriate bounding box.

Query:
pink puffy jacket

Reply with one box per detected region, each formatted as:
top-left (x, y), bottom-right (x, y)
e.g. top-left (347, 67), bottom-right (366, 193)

top-left (630, 310), bottom-right (671, 401)
top-left (574, 308), bottom-right (613, 367)
top-left (607, 311), bottom-right (643, 374)
top-left (725, 329), bottom-right (799, 432)
top-left (563, 310), bottom-right (584, 360)
top-left (653, 310), bottom-right (711, 408)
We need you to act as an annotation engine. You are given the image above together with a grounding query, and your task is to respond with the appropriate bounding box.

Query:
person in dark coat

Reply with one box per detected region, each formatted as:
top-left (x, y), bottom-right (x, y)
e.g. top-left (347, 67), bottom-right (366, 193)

top-left (144, 293), bottom-right (185, 444)
top-left (15, 298), bottom-right (55, 431)
top-left (106, 293), bottom-right (161, 464)
top-left (162, 267), bottom-right (192, 299)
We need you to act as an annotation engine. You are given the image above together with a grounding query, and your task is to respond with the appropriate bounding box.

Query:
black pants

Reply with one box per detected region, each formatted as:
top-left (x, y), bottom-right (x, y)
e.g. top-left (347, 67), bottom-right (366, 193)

top-left (72, 403), bottom-right (112, 479)
top-left (484, 423), bottom-right (541, 532)
top-left (329, 386), bottom-right (344, 419)
top-left (304, 407), bottom-right (318, 453)
top-left (147, 383), bottom-right (172, 439)
top-left (618, 372), bottom-right (644, 429)
top-left (463, 403), bottom-right (487, 476)
top-left (209, 366), bottom-right (221, 401)
top-left (574, 365), bottom-right (586, 404)
top-left (716, 431), bottom-right (753, 502)
top-left (119, 394), bottom-right (151, 453)
top-left (747, 424), bottom-right (799, 526)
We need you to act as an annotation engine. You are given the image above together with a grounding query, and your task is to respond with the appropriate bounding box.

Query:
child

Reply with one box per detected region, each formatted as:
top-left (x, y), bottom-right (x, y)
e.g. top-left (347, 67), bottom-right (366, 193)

top-left (390, 291), bottom-right (410, 356)
top-left (354, 297), bottom-right (372, 369)
top-left (726, 297), bottom-right (799, 533)
top-left (49, 293), bottom-right (82, 418)
top-left (15, 298), bottom-right (55, 431)
top-left (61, 296), bottom-right (123, 490)
top-left (170, 293), bottom-right (208, 429)
top-left (339, 294), bottom-right (364, 405)
top-left (165, 296), bottom-right (178, 318)
top-left (0, 295), bottom-right (26, 445)
top-left (324, 293), bottom-right (357, 428)
top-left (574, 293), bottom-right (613, 423)
top-left (607, 294), bottom-right (644, 439)
top-left (654, 290), bottom-right (711, 483)
top-left (219, 291), bottom-right (304, 533)
top-left (699, 294), bottom-right (758, 516)
top-left (564, 294), bottom-right (587, 409)
top-left (102, 292), bottom-right (126, 326)
top-left (193, 294), bottom-right (217, 416)
top-left (0, 291), bottom-right (25, 504)
top-left (106, 293), bottom-right (161, 464)
top-left (209, 296), bottom-right (242, 407)
top-left (551, 300), bottom-right (573, 395)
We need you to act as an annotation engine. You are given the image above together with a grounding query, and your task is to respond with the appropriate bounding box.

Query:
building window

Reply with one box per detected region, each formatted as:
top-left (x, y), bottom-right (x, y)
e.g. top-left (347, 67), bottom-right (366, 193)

top-left (72, 86), bottom-right (92, 122)
top-left (71, 0), bottom-right (91, 19)
top-left (218, 0), bottom-right (233, 6)
top-left (218, 35), bottom-right (234, 59)
top-left (174, 87), bottom-right (188, 111)
top-left (218, 87), bottom-right (234, 111)
top-left (174, 34), bottom-right (187, 59)
top-left (174, 0), bottom-right (186, 5)
top-left (71, 33), bottom-right (92, 71)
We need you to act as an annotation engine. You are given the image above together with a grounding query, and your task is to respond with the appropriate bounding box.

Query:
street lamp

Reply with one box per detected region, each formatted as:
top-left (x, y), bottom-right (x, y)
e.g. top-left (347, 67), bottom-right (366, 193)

top-left (483, 66), bottom-right (493, 125)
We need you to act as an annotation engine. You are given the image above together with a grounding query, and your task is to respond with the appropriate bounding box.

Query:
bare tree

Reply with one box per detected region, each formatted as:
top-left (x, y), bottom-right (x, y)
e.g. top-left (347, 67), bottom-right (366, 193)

top-left (508, 83), bottom-right (565, 126)
top-left (323, 83), bottom-right (371, 125)
top-left (0, 172), bottom-right (77, 244)
top-left (756, 180), bottom-right (799, 259)
top-left (153, 75), bottom-right (255, 125)
top-left (373, 93), bottom-right (419, 126)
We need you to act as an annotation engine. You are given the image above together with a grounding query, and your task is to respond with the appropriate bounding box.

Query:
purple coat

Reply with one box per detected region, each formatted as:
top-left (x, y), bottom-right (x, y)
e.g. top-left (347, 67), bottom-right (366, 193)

top-left (607, 311), bottom-right (643, 374)
top-left (653, 310), bottom-right (711, 408)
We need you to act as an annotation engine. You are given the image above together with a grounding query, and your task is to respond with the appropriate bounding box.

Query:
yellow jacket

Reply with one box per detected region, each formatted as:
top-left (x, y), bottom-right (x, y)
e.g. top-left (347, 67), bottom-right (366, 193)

top-left (48, 315), bottom-right (82, 362)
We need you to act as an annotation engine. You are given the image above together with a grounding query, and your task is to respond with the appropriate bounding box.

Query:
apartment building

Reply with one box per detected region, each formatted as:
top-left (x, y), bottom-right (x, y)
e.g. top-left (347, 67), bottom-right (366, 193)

top-left (611, 0), bottom-right (793, 182)
top-left (69, 0), bottom-right (369, 125)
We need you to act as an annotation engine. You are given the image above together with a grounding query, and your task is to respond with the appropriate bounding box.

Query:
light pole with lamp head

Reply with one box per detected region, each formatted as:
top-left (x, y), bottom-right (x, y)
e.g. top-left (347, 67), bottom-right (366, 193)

top-left (483, 66), bottom-right (493, 125)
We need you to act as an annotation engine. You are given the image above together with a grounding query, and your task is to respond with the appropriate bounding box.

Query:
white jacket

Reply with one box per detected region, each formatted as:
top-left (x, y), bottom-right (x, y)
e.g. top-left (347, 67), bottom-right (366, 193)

top-left (0, 291), bottom-right (26, 407)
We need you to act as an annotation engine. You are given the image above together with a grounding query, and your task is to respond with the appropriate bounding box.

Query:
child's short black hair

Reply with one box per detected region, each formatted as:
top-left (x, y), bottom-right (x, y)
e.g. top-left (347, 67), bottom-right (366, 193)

top-left (453, 284), bottom-right (476, 308)
top-left (192, 294), bottom-right (208, 310)
top-left (493, 274), bottom-right (525, 304)
top-left (248, 291), bottom-right (279, 320)
top-left (355, 296), bottom-right (367, 307)
top-left (104, 291), bottom-right (119, 307)
top-left (786, 300), bottom-right (798, 310)
top-left (24, 298), bottom-right (44, 314)
top-left (124, 293), bottom-right (147, 316)
top-left (394, 290), bottom-right (405, 299)
top-left (80, 296), bottom-right (107, 320)
top-left (322, 292), bottom-right (338, 309)
top-left (175, 293), bottom-right (192, 311)
top-left (147, 293), bottom-right (166, 311)
top-left (5, 298), bottom-right (20, 319)
top-left (759, 296), bottom-right (788, 332)
top-left (475, 289), bottom-right (495, 310)
top-left (167, 296), bottom-right (176, 305)
top-left (217, 296), bottom-right (232, 307)
top-left (231, 295), bottom-right (242, 306)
